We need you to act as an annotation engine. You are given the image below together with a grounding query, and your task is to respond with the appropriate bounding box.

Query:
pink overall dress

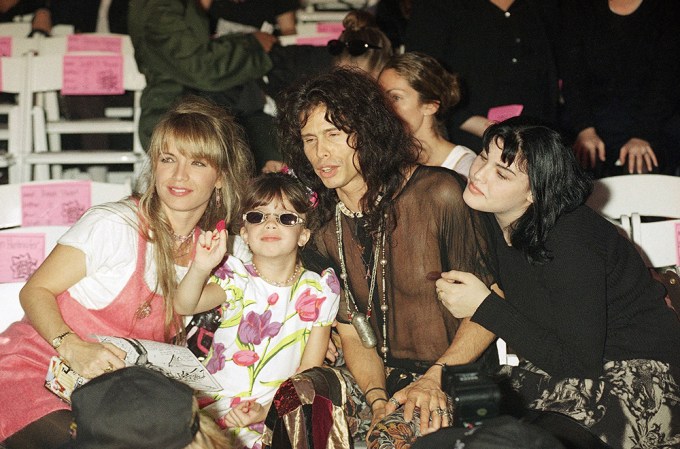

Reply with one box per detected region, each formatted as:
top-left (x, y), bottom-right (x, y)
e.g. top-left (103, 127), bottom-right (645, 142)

top-left (0, 231), bottom-right (170, 439)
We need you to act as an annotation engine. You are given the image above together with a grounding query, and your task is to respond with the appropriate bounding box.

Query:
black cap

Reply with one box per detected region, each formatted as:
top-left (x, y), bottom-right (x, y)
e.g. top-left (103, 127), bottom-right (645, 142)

top-left (71, 366), bottom-right (198, 449)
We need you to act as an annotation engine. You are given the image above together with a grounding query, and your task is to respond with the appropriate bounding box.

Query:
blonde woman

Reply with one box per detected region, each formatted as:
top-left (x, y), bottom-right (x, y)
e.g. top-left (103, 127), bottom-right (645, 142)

top-left (0, 96), bottom-right (254, 449)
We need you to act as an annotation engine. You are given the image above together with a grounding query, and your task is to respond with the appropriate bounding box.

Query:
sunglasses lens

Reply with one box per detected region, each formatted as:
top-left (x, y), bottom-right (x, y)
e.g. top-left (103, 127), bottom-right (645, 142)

top-left (347, 40), bottom-right (369, 56)
top-left (245, 211), bottom-right (265, 224)
top-left (327, 40), bottom-right (344, 56)
top-left (279, 213), bottom-right (300, 226)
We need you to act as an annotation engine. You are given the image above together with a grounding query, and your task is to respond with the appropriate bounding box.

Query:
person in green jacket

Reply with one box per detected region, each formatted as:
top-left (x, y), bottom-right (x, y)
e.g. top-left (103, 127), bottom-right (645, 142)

top-left (129, 0), bottom-right (280, 171)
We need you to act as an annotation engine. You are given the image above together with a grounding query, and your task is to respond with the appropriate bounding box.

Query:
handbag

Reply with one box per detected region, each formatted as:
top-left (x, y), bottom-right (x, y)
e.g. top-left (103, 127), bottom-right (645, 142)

top-left (184, 306), bottom-right (222, 360)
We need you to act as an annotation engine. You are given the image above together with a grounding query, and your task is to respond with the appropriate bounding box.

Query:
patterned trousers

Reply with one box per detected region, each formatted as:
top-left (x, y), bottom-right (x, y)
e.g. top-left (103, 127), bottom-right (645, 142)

top-left (262, 366), bottom-right (450, 449)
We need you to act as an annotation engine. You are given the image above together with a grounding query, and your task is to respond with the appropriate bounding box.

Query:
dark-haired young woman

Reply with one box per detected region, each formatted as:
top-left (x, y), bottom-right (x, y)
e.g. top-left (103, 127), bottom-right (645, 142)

top-left (437, 116), bottom-right (680, 448)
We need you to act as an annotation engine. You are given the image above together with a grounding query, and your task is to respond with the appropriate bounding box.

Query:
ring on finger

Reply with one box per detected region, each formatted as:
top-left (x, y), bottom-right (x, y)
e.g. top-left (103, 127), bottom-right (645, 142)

top-left (389, 397), bottom-right (400, 407)
top-left (436, 407), bottom-right (445, 416)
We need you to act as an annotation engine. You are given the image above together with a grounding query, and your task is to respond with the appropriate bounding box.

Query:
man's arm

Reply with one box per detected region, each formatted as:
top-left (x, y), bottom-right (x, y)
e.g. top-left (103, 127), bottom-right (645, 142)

top-left (384, 318), bottom-right (494, 435)
top-left (337, 322), bottom-right (389, 426)
top-left (435, 318), bottom-right (496, 366)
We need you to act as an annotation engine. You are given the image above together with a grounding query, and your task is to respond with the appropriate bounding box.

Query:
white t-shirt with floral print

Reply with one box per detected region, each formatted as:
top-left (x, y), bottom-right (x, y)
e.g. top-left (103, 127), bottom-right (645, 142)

top-left (200, 255), bottom-right (340, 449)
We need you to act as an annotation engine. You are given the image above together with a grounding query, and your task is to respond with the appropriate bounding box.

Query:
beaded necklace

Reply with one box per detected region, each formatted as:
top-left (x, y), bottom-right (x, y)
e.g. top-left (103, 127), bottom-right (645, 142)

top-left (138, 227), bottom-right (197, 319)
top-left (335, 203), bottom-right (389, 360)
top-left (252, 262), bottom-right (301, 287)
top-left (337, 200), bottom-right (363, 218)
top-left (172, 230), bottom-right (194, 243)
top-left (137, 228), bottom-right (194, 319)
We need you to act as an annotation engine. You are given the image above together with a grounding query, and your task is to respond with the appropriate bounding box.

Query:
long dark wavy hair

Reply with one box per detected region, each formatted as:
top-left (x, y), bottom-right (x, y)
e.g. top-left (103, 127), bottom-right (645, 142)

top-left (483, 116), bottom-right (593, 265)
top-left (276, 67), bottom-right (420, 235)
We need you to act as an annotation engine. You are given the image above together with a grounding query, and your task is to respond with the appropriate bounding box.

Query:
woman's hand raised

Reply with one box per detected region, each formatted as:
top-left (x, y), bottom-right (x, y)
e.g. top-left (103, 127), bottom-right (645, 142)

top-left (435, 270), bottom-right (491, 318)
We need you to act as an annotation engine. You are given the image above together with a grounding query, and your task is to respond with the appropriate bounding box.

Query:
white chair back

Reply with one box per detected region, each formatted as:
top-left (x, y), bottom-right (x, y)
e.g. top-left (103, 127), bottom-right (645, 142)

top-left (0, 22), bottom-right (74, 37)
top-left (587, 174), bottom-right (680, 220)
top-left (0, 55), bottom-right (30, 184)
top-left (21, 50), bottom-right (146, 182)
top-left (0, 226), bottom-right (70, 333)
top-left (37, 33), bottom-right (136, 55)
top-left (630, 217), bottom-right (680, 270)
top-left (0, 281), bottom-right (25, 332)
top-left (0, 179), bottom-right (132, 229)
top-left (0, 35), bottom-right (40, 56)
top-left (0, 179), bottom-right (132, 333)
top-left (586, 174), bottom-right (680, 240)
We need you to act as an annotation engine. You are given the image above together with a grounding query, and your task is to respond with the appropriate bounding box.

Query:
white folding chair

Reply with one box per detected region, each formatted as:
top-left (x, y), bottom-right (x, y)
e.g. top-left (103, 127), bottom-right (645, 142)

top-left (0, 281), bottom-right (25, 332)
top-left (37, 33), bottom-right (136, 55)
top-left (586, 174), bottom-right (680, 239)
top-left (0, 54), bottom-right (31, 184)
top-left (0, 178), bottom-right (132, 332)
top-left (0, 225), bottom-right (70, 332)
top-left (36, 34), bottom-right (139, 174)
top-left (587, 174), bottom-right (680, 219)
top-left (22, 50), bottom-right (146, 183)
top-left (0, 179), bottom-right (132, 229)
top-left (630, 218), bottom-right (680, 270)
top-left (0, 22), bottom-right (74, 37)
top-left (496, 338), bottom-right (519, 366)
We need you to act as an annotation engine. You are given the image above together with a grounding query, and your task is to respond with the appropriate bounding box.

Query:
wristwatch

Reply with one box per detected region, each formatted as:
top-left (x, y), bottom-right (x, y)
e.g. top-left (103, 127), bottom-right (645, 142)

top-left (51, 331), bottom-right (74, 349)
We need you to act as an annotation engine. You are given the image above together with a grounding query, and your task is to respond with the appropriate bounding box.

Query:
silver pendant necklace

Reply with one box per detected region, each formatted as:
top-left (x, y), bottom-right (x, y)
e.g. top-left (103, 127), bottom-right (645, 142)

top-left (335, 204), bottom-right (389, 358)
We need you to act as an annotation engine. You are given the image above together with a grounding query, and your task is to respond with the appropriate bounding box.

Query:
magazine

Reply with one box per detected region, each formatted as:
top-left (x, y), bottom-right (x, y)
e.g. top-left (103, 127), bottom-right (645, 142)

top-left (45, 336), bottom-right (221, 404)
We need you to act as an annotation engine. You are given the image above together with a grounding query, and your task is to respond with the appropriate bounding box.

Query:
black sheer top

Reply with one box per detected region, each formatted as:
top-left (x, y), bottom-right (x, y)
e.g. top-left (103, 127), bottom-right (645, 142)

top-left (306, 166), bottom-right (496, 366)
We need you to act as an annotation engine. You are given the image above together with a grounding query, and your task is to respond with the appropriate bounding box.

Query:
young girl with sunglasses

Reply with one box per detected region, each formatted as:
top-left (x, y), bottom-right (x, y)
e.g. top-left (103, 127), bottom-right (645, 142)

top-left (175, 172), bottom-right (340, 449)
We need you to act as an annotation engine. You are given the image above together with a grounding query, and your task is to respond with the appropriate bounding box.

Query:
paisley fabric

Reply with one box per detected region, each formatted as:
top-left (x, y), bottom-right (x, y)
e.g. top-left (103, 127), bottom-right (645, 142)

top-left (499, 359), bottom-right (680, 448)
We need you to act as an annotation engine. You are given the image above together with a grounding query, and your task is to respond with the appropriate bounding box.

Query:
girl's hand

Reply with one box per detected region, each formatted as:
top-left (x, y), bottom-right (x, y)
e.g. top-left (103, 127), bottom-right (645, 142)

top-left (193, 229), bottom-right (228, 273)
top-left (221, 400), bottom-right (267, 428)
top-left (435, 270), bottom-right (490, 318)
top-left (58, 336), bottom-right (127, 379)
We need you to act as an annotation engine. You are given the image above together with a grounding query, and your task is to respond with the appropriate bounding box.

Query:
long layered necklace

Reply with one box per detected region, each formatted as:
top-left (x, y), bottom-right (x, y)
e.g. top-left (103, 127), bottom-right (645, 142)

top-left (173, 229), bottom-right (194, 258)
top-left (135, 228), bottom-right (194, 319)
top-left (335, 203), bottom-right (390, 361)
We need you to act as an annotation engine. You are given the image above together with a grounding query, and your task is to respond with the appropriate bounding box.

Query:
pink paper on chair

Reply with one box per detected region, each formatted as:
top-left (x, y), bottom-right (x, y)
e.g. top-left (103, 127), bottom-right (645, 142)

top-left (0, 233), bottom-right (45, 282)
top-left (21, 181), bottom-right (91, 226)
top-left (487, 104), bottom-right (524, 123)
top-left (62, 54), bottom-right (124, 95)
top-left (0, 36), bottom-right (11, 57)
top-left (295, 34), bottom-right (337, 46)
top-left (0, 58), bottom-right (3, 92)
top-left (67, 34), bottom-right (122, 53)
top-left (316, 23), bottom-right (344, 34)
top-left (675, 222), bottom-right (680, 266)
